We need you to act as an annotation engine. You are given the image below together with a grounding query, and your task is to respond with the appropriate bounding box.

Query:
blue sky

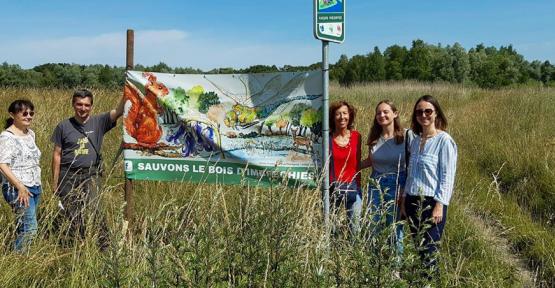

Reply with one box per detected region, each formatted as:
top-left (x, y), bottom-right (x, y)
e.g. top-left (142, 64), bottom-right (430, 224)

top-left (1, 0), bottom-right (553, 70)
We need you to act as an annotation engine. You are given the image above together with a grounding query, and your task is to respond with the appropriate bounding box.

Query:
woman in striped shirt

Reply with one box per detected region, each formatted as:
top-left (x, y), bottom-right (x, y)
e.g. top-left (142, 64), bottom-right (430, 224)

top-left (402, 95), bottom-right (457, 281)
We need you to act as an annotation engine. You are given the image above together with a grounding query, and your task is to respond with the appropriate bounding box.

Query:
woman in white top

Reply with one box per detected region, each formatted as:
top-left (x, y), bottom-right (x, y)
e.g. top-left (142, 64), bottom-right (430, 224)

top-left (402, 95), bottom-right (457, 282)
top-left (0, 100), bottom-right (42, 251)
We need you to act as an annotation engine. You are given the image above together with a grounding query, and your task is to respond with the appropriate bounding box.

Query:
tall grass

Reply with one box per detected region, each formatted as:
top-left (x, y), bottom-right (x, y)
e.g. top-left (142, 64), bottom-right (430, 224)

top-left (0, 84), bottom-right (553, 286)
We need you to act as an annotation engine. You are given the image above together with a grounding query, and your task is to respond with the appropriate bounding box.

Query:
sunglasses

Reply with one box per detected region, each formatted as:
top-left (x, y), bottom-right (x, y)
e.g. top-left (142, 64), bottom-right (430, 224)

top-left (415, 109), bottom-right (434, 116)
top-left (21, 111), bottom-right (35, 117)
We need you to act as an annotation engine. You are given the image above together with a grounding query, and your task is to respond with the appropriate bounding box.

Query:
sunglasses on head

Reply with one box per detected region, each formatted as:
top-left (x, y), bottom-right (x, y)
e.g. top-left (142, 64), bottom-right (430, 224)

top-left (415, 109), bottom-right (434, 116)
top-left (21, 111), bottom-right (35, 117)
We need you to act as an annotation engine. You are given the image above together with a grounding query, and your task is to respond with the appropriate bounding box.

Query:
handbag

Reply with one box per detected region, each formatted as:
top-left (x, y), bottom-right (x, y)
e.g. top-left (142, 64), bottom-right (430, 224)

top-left (404, 129), bottom-right (413, 170)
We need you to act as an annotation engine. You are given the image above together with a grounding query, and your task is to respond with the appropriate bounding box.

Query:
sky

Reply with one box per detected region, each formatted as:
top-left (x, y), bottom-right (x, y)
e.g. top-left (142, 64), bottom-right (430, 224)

top-left (1, 0), bottom-right (553, 70)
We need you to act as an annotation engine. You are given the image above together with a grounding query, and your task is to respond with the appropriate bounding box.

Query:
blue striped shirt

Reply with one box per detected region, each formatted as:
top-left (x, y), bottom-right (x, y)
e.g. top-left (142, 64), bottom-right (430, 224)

top-left (404, 131), bottom-right (457, 205)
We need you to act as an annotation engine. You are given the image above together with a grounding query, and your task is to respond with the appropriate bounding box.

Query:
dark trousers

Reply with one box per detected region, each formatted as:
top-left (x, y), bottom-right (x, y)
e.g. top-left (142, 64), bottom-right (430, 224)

top-left (405, 195), bottom-right (447, 280)
top-left (55, 169), bottom-right (109, 249)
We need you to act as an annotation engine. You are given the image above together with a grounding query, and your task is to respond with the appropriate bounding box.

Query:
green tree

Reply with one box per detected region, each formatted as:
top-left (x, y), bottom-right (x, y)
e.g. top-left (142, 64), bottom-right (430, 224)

top-left (208, 67), bottom-right (235, 74)
top-left (430, 45), bottom-right (455, 82)
top-left (469, 47), bottom-right (501, 88)
top-left (265, 117), bottom-right (276, 135)
top-left (449, 43), bottom-right (470, 83)
top-left (289, 103), bottom-right (311, 128)
top-left (198, 92), bottom-right (221, 113)
top-left (540, 61), bottom-right (552, 85)
top-left (241, 65), bottom-right (279, 74)
top-left (404, 39), bottom-right (433, 81)
top-left (384, 45), bottom-right (407, 80)
top-left (331, 54), bottom-right (349, 82)
top-left (299, 108), bottom-right (321, 136)
top-left (81, 65), bottom-right (101, 87)
top-left (60, 64), bottom-right (83, 88)
top-left (365, 47), bottom-right (386, 81)
top-left (148, 62), bottom-right (172, 73)
top-left (527, 60), bottom-right (543, 81)
top-left (99, 65), bottom-right (117, 88)
top-left (33, 63), bottom-right (66, 87)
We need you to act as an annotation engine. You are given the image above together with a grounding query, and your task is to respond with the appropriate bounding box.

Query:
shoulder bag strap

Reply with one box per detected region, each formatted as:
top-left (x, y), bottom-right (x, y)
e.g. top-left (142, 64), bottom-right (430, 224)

top-left (69, 117), bottom-right (102, 164)
top-left (405, 129), bottom-right (411, 170)
top-left (329, 135), bottom-right (336, 183)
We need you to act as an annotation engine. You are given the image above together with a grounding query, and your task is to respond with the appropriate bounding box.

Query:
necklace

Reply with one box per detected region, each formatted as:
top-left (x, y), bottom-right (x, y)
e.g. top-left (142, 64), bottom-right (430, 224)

top-left (334, 130), bottom-right (351, 147)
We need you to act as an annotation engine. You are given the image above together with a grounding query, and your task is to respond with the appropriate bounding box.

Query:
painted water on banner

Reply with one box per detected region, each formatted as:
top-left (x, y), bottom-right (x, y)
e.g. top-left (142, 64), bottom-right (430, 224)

top-left (122, 70), bottom-right (323, 186)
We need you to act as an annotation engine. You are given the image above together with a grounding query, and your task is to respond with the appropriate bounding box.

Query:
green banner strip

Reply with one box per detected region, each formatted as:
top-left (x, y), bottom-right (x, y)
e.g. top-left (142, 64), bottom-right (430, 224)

top-left (124, 158), bottom-right (318, 187)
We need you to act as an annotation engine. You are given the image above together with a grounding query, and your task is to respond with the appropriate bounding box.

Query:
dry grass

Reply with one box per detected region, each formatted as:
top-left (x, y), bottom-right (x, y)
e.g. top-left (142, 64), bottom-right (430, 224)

top-left (0, 83), bottom-right (553, 287)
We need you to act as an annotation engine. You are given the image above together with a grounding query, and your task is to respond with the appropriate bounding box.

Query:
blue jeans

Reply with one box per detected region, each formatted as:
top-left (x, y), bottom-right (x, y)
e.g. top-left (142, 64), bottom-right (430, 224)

top-left (331, 181), bottom-right (362, 235)
top-left (2, 183), bottom-right (42, 252)
top-left (368, 171), bottom-right (405, 259)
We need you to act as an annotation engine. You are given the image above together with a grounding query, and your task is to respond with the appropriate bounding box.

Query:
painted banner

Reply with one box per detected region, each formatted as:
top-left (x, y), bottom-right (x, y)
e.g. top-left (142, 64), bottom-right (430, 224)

top-left (122, 70), bottom-right (323, 187)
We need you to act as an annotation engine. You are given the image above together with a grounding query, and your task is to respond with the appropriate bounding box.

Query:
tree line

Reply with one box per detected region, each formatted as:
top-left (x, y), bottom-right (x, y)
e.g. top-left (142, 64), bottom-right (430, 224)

top-left (1, 40), bottom-right (554, 89)
top-left (332, 40), bottom-right (555, 88)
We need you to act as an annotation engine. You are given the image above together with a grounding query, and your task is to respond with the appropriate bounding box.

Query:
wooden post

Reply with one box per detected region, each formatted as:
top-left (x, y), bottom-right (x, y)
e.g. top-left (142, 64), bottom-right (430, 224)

top-left (126, 29), bottom-right (134, 70)
top-left (124, 29), bottom-right (135, 226)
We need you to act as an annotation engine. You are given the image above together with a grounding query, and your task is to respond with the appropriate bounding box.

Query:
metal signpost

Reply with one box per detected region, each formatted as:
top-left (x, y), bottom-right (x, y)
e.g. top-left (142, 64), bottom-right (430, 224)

top-left (314, 0), bottom-right (345, 227)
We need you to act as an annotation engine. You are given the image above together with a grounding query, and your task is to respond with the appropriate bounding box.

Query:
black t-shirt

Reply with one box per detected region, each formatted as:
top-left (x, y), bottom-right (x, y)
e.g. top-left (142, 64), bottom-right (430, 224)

top-left (51, 112), bottom-right (115, 169)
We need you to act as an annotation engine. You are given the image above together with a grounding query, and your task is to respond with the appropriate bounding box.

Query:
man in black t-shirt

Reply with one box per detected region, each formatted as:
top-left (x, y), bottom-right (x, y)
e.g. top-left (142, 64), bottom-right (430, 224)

top-left (51, 89), bottom-right (124, 247)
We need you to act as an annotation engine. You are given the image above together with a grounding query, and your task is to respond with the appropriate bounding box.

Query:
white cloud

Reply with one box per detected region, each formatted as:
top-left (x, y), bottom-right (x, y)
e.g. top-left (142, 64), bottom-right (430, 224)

top-left (0, 29), bottom-right (321, 70)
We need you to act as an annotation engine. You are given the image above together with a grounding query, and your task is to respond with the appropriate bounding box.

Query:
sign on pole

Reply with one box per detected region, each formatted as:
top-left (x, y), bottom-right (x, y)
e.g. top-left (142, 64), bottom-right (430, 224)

top-left (314, 0), bottom-right (345, 43)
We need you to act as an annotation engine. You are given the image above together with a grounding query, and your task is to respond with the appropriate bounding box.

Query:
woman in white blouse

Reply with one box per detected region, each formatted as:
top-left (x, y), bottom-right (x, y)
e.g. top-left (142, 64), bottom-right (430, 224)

top-left (402, 95), bottom-right (457, 282)
top-left (0, 99), bottom-right (42, 251)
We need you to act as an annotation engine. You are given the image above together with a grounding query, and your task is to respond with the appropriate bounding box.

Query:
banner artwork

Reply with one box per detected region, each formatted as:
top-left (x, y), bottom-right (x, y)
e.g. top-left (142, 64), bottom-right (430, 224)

top-left (122, 70), bottom-right (323, 186)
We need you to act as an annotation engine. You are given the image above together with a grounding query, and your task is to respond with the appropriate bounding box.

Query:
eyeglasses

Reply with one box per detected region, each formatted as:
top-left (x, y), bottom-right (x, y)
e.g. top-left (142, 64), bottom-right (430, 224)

top-left (22, 111), bottom-right (35, 117)
top-left (415, 109), bottom-right (434, 116)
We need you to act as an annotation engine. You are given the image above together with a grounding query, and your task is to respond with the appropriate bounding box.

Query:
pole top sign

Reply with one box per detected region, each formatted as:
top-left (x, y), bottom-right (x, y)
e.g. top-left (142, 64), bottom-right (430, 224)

top-left (314, 0), bottom-right (345, 43)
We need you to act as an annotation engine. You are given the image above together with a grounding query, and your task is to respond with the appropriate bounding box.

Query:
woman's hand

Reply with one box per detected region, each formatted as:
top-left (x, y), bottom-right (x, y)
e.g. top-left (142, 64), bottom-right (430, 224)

top-left (0, 164), bottom-right (32, 208)
top-left (432, 202), bottom-right (444, 224)
top-left (16, 184), bottom-right (31, 208)
top-left (360, 155), bottom-right (372, 169)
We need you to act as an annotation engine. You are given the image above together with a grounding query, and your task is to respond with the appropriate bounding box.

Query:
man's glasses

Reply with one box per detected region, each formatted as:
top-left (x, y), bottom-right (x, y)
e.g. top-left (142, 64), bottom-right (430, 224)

top-left (21, 111), bottom-right (35, 117)
top-left (415, 109), bottom-right (434, 116)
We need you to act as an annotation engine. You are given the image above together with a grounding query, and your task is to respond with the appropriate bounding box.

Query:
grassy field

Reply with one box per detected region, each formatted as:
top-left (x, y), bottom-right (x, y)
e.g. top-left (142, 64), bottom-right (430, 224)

top-left (0, 83), bottom-right (554, 287)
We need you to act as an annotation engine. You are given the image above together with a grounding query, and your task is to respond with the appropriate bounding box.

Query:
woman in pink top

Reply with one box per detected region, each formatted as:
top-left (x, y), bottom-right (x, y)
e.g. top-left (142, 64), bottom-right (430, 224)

top-left (329, 101), bottom-right (364, 235)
